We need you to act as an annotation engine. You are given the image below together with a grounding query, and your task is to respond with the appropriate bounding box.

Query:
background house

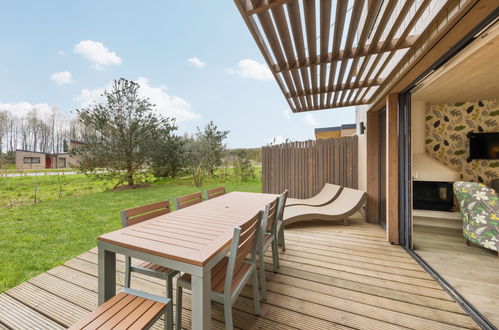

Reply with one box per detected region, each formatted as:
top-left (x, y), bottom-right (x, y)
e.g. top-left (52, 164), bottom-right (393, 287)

top-left (15, 140), bottom-right (85, 170)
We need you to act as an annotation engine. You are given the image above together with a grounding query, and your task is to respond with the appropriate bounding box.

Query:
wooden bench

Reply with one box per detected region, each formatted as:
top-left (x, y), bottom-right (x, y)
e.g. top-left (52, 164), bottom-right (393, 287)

top-left (205, 187), bottom-right (226, 200)
top-left (69, 288), bottom-right (172, 330)
top-left (173, 192), bottom-right (203, 209)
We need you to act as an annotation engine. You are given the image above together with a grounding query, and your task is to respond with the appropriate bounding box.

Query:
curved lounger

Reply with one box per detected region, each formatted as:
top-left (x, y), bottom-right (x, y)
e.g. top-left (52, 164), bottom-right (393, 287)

top-left (285, 183), bottom-right (342, 207)
top-left (283, 187), bottom-right (367, 226)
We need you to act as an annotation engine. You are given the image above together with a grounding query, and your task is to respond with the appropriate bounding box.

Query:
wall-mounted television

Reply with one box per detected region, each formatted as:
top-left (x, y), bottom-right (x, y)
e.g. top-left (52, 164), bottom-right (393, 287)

top-left (469, 132), bottom-right (499, 160)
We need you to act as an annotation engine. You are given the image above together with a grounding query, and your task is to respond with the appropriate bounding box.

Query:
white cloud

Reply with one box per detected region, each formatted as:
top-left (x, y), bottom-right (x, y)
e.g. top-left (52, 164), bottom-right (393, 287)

top-left (225, 59), bottom-right (272, 80)
top-left (304, 113), bottom-right (319, 127)
top-left (57, 50), bottom-right (66, 55)
top-left (266, 135), bottom-right (286, 145)
top-left (50, 71), bottom-right (72, 85)
top-left (73, 77), bottom-right (200, 123)
top-left (0, 102), bottom-right (56, 117)
top-left (281, 108), bottom-right (291, 119)
top-left (73, 40), bottom-right (122, 69)
top-left (187, 57), bottom-right (206, 68)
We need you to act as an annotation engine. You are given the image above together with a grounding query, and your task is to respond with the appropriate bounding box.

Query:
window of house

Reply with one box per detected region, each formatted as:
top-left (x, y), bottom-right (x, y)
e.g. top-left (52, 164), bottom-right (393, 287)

top-left (23, 157), bottom-right (41, 164)
top-left (57, 158), bottom-right (66, 168)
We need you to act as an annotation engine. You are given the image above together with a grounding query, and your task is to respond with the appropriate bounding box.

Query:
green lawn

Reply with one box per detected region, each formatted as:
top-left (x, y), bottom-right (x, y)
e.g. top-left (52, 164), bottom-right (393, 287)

top-left (0, 173), bottom-right (114, 207)
top-left (0, 172), bottom-right (262, 293)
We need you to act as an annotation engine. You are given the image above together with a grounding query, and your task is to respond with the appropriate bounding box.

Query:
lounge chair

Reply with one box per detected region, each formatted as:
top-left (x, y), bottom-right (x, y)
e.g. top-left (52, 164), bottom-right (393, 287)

top-left (285, 183), bottom-right (342, 207)
top-left (283, 187), bottom-right (367, 226)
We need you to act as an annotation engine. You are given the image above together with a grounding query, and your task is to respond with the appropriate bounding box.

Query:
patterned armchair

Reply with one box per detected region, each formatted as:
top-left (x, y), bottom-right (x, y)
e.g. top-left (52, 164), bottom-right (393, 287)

top-left (453, 181), bottom-right (499, 252)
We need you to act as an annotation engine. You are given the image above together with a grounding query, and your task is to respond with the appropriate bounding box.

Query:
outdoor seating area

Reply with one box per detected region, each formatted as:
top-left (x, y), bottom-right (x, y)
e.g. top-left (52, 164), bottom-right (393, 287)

top-left (0, 215), bottom-right (481, 329)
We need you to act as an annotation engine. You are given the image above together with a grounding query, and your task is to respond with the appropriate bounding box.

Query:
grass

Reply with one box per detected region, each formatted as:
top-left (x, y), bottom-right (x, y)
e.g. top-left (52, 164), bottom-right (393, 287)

top-left (0, 173), bottom-right (113, 207)
top-left (0, 171), bottom-right (262, 293)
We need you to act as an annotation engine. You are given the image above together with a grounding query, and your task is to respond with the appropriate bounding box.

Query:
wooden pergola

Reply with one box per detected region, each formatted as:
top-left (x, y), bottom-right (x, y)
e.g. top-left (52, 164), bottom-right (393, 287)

top-left (234, 0), bottom-right (434, 112)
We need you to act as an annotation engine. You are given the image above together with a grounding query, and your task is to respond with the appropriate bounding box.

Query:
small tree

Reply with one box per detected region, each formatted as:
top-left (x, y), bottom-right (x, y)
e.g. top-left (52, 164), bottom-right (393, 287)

top-left (234, 150), bottom-right (255, 182)
top-left (196, 121), bottom-right (229, 175)
top-left (73, 78), bottom-right (174, 187)
top-left (149, 124), bottom-right (185, 178)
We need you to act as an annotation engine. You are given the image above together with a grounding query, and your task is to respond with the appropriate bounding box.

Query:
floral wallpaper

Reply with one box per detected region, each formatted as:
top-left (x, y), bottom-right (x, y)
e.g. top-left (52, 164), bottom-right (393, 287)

top-left (425, 99), bottom-right (499, 185)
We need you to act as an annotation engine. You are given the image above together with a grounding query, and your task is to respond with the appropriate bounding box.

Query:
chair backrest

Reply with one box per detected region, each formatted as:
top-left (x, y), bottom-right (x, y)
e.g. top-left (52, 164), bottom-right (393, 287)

top-left (276, 189), bottom-right (289, 222)
top-left (261, 197), bottom-right (280, 236)
top-left (174, 192), bottom-right (203, 210)
top-left (224, 210), bottom-right (262, 295)
top-left (205, 187), bottom-right (226, 200)
top-left (121, 201), bottom-right (170, 227)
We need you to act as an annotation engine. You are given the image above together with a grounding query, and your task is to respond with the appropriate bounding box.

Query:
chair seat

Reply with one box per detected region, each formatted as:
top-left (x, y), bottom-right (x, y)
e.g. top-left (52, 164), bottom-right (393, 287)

top-left (178, 257), bottom-right (250, 293)
top-left (69, 291), bottom-right (168, 330)
top-left (134, 260), bottom-right (175, 274)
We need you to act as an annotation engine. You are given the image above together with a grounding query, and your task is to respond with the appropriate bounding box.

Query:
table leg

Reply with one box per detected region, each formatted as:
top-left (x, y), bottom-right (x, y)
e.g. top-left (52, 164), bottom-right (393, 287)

top-left (98, 243), bottom-right (116, 305)
top-left (191, 270), bottom-right (211, 329)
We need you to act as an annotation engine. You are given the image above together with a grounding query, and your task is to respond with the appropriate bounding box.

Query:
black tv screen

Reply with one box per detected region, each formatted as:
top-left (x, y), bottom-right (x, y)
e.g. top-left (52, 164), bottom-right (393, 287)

top-left (469, 132), bottom-right (499, 159)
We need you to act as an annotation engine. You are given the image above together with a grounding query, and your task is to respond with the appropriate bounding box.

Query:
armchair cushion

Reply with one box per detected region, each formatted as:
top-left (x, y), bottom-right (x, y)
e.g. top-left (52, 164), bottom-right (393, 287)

top-left (453, 181), bottom-right (499, 252)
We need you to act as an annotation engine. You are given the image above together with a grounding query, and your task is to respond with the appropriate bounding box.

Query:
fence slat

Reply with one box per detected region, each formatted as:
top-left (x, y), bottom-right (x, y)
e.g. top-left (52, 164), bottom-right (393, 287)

top-left (262, 136), bottom-right (358, 197)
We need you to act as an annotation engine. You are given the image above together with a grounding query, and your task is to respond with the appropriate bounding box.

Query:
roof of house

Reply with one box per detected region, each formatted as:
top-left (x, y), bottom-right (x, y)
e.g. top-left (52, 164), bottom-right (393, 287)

top-left (314, 124), bottom-right (356, 133)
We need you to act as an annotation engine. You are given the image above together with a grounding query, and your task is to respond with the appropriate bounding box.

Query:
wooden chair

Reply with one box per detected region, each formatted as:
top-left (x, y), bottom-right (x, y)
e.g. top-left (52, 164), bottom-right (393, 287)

top-left (276, 190), bottom-right (289, 251)
top-left (173, 192), bottom-right (203, 210)
top-left (69, 288), bottom-right (172, 330)
top-left (205, 186), bottom-right (226, 200)
top-left (175, 211), bottom-right (262, 330)
top-left (121, 201), bottom-right (180, 298)
top-left (258, 196), bottom-right (280, 300)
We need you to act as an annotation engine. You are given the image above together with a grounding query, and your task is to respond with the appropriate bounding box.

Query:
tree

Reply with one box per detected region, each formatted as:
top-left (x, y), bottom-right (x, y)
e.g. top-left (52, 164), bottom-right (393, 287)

top-left (234, 150), bottom-right (255, 182)
top-left (149, 123), bottom-right (185, 178)
top-left (73, 78), bottom-right (174, 187)
top-left (196, 121), bottom-right (229, 175)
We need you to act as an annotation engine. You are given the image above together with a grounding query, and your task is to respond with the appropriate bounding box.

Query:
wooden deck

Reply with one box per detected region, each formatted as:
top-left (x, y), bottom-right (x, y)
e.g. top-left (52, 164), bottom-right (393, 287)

top-left (0, 219), bottom-right (480, 329)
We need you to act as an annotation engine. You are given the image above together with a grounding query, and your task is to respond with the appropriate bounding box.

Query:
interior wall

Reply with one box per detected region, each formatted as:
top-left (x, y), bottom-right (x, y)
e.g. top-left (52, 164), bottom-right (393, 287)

top-left (425, 99), bottom-right (499, 184)
top-left (411, 101), bottom-right (427, 154)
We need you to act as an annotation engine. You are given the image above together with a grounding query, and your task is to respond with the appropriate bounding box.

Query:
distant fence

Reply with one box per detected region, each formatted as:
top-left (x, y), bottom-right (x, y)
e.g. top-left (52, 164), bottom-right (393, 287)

top-left (262, 136), bottom-right (358, 198)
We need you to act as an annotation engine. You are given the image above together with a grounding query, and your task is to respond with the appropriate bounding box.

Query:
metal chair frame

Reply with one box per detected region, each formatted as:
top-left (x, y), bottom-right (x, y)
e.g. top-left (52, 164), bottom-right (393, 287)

top-left (175, 211), bottom-right (262, 330)
top-left (258, 196), bottom-right (280, 300)
top-left (121, 201), bottom-right (180, 299)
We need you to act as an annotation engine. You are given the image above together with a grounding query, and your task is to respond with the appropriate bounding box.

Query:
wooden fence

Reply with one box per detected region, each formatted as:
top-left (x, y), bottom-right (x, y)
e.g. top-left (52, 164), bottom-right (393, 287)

top-left (262, 136), bottom-right (358, 198)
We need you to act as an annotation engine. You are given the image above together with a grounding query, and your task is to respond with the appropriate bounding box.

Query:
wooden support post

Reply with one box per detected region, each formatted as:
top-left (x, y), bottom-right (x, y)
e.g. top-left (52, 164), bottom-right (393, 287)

top-left (366, 110), bottom-right (380, 224)
top-left (386, 94), bottom-right (399, 244)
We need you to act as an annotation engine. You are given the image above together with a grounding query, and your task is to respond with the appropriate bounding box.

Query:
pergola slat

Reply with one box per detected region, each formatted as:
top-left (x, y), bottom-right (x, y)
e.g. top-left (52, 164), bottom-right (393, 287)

top-left (319, 0), bottom-right (333, 105)
top-left (330, 0), bottom-right (365, 106)
top-left (358, 0), bottom-right (432, 103)
top-left (325, 0), bottom-right (348, 106)
top-left (286, 0), bottom-right (313, 109)
top-left (351, 0), bottom-right (416, 104)
top-left (337, 0), bottom-right (383, 106)
top-left (341, 0), bottom-right (399, 104)
top-left (234, 0), bottom-right (298, 111)
top-left (234, 0), bottom-right (464, 112)
top-left (303, 0), bottom-right (318, 108)
top-left (251, 0), bottom-right (303, 110)
top-left (272, 4), bottom-right (308, 110)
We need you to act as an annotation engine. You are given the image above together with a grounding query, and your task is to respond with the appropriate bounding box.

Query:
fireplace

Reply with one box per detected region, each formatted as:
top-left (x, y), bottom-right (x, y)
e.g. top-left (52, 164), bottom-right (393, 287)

top-left (413, 181), bottom-right (454, 211)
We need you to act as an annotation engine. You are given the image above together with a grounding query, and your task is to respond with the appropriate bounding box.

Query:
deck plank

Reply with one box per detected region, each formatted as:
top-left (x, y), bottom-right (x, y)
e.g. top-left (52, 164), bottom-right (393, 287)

top-left (0, 219), bottom-right (479, 329)
top-left (0, 293), bottom-right (64, 330)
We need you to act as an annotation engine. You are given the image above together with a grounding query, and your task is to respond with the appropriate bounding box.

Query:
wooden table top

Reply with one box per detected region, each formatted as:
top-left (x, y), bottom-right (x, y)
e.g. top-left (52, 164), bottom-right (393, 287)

top-left (98, 192), bottom-right (278, 266)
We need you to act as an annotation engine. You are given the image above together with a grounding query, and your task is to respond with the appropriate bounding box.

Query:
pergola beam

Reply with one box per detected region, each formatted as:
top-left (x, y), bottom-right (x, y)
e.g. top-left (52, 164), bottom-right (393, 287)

top-left (246, 0), bottom-right (292, 16)
top-left (285, 78), bottom-right (384, 98)
top-left (274, 35), bottom-right (417, 73)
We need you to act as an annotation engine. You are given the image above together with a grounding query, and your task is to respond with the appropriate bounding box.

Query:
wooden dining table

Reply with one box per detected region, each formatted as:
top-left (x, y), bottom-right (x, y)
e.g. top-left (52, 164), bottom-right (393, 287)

top-left (97, 191), bottom-right (278, 330)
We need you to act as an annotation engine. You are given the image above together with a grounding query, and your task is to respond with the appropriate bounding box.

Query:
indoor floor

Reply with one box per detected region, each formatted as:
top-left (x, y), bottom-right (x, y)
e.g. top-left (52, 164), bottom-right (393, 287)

top-left (414, 215), bottom-right (499, 327)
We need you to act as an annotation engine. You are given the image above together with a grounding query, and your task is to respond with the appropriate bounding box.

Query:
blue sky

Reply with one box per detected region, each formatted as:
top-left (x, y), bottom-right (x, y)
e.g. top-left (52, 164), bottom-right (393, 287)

top-left (0, 1), bottom-right (355, 148)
